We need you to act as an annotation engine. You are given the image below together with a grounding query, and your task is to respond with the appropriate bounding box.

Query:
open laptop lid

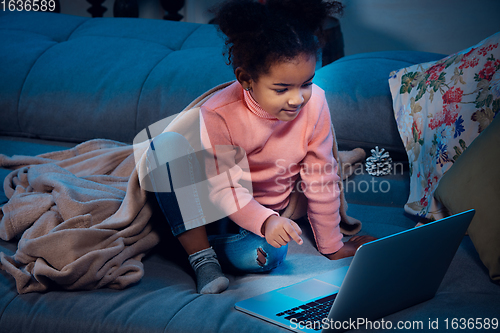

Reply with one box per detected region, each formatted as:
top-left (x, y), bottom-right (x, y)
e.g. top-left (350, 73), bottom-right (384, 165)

top-left (323, 209), bottom-right (475, 332)
top-left (235, 210), bottom-right (474, 333)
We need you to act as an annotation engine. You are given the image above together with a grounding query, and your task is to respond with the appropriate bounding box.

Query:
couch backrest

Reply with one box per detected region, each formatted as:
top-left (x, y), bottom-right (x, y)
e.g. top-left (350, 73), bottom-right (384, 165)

top-left (0, 11), bottom-right (235, 144)
top-left (0, 11), bottom-right (446, 157)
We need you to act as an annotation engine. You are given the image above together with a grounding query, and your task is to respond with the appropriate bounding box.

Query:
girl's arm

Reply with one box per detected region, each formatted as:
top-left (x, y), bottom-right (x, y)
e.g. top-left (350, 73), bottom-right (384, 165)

top-left (200, 107), bottom-right (278, 237)
top-left (299, 95), bottom-right (344, 254)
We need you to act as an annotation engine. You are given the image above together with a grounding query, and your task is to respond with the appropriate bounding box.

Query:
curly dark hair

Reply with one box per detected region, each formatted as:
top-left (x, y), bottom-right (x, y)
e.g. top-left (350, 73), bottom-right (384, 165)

top-left (212, 0), bottom-right (343, 80)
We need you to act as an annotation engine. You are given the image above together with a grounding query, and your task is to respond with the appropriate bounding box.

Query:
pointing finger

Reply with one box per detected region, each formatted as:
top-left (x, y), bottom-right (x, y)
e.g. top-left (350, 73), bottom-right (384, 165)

top-left (285, 221), bottom-right (303, 245)
top-left (290, 221), bottom-right (303, 236)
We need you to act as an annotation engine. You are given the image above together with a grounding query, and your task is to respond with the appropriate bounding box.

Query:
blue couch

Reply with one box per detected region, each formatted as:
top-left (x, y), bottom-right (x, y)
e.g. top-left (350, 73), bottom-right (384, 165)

top-left (1, 10), bottom-right (499, 333)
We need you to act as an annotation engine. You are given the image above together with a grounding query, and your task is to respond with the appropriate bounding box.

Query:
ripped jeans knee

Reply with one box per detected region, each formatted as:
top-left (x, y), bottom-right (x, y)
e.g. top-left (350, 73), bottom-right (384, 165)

top-left (209, 228), bottom-right (288, 274)
top-left (254, 245), bottom-right (287, 272)
top-left (256, 247), bottom-right (267, 267)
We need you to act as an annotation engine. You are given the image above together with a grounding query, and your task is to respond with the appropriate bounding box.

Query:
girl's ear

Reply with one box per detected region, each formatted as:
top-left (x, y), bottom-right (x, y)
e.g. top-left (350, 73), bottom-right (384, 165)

top-left (235, 67), bottom-right (253, 91)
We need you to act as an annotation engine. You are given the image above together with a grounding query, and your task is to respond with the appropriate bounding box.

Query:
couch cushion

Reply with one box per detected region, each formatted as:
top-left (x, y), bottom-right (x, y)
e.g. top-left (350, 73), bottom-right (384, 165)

top-left (314, 51), bottom-right (445, 159)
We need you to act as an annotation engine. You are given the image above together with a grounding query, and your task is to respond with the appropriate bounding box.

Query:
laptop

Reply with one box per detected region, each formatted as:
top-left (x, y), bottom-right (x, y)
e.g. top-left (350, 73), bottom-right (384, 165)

top-left (235, 209), bottom-right (475, 333)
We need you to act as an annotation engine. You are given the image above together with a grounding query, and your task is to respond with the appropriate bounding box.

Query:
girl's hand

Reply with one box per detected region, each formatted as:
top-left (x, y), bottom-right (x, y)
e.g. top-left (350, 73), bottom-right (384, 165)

top-left (261, 215), bottom-right (303, 248)
top-left (324, 235), bottom-right (377, 260)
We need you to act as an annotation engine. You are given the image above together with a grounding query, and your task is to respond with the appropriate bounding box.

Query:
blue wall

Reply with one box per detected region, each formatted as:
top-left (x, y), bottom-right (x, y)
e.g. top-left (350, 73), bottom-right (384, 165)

top-left (340, 0), bottom-right (500, 56)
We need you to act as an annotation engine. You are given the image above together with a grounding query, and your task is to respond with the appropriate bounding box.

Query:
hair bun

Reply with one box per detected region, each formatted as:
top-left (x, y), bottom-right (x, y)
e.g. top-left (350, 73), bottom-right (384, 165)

top-left (214, 0), bottom-right (267, 39)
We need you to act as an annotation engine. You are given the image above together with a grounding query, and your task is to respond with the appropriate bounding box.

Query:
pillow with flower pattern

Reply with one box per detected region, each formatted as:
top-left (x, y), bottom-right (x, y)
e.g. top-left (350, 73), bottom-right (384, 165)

top-left (389, 32), bottom-right (500, 221)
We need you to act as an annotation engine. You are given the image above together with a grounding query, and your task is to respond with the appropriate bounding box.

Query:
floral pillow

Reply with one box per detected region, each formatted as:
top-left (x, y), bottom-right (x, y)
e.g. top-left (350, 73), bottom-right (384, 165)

top-left (389, 32), bottom-right (500, 220)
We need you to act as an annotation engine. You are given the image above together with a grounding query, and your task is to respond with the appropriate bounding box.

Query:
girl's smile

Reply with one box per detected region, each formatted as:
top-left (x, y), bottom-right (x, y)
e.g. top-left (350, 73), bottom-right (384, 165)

top-left (237, 54), bottom-right (317, 121)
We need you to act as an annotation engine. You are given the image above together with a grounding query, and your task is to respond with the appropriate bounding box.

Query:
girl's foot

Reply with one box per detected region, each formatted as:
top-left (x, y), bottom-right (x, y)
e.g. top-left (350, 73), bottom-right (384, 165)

top-left (188, 247), bottom-right (229, 294)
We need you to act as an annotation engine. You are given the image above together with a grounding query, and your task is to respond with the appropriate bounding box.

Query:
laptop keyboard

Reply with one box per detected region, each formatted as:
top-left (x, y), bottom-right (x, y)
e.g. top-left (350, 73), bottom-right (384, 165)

top-left (275, 293), bottom-right (337, 330)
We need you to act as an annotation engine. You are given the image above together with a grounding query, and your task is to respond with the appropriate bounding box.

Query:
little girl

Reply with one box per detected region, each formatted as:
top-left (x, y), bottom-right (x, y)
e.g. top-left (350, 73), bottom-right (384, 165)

top-left (147, 0), bottom-right (374, 294)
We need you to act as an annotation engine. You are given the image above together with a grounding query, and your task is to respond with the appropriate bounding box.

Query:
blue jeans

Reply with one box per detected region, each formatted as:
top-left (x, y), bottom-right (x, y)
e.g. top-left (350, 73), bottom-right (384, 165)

top-left (145, 132), bottom-right (287, 273)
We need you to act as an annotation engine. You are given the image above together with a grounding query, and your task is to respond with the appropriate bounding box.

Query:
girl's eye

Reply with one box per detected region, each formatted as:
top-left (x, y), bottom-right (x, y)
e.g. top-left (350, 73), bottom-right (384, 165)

top-left (274, 82), bottom-right (312, 93)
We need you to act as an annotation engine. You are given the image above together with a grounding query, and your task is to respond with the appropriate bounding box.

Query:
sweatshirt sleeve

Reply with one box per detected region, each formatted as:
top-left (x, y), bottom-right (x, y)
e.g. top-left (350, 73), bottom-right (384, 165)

top-left (300, 96), bottom-right (343, 254)
top-left (200, 107), bottom-right (278, 237)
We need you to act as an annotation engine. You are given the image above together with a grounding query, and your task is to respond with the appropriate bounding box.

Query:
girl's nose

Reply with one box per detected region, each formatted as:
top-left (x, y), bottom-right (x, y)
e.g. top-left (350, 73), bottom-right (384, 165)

top-left (288, 92), bottom-right (304, 108)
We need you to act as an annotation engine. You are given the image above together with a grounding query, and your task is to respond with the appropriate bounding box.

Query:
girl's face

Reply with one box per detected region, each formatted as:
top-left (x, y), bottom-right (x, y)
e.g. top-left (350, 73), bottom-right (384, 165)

top-left (246, 54), bottom-right (316, 121)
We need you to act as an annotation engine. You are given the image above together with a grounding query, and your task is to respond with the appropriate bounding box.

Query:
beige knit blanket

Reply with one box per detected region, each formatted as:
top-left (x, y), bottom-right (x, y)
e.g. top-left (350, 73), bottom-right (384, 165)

top-left (0, 82), bottom-right (364, 294)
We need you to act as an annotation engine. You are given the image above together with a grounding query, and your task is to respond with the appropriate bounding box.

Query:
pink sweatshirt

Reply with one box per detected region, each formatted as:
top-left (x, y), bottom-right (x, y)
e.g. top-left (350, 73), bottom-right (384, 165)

top-left (200, 81), bottom-right (342, 254)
